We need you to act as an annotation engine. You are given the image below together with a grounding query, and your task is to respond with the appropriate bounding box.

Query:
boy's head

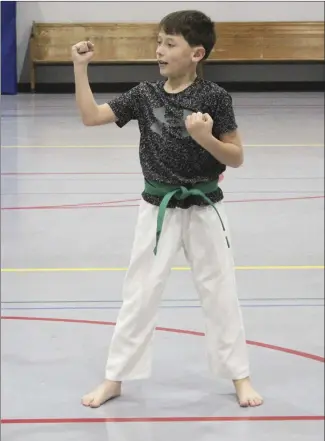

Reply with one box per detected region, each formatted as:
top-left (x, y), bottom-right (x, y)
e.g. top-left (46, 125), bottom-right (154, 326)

top-left (157, 10), bottom-right (216, 78)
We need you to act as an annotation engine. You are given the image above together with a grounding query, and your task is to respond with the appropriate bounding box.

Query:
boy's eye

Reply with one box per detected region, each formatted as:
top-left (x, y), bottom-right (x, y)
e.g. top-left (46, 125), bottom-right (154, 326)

top-left (157, 40), bottom-right (175, 47)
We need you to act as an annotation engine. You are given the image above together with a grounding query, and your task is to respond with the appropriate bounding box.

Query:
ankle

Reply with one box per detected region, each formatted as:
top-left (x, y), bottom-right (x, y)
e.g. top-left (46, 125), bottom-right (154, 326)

top-left (233, 376), bottom-right (250, 384)
top-left (105, 379), bottom-right (122, 385)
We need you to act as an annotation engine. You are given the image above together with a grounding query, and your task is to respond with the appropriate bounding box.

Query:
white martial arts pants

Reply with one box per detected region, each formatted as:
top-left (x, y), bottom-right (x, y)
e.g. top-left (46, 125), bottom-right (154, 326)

top-left (105, 199), bottom-right (250, 381)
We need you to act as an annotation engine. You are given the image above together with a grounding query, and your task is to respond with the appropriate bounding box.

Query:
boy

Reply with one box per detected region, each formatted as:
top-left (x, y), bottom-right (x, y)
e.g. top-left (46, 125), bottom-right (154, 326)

top-left (73, 10), bottom-right (263, 408)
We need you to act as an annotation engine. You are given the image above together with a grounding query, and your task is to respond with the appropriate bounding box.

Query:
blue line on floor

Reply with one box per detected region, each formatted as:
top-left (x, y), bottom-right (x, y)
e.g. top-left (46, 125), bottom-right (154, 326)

top-left (1, 305), bottom-right (323, 311)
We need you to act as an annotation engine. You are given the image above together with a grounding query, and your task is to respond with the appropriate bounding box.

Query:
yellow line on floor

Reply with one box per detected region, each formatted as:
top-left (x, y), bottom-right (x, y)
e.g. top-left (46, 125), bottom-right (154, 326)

top-left (1, 144), bottom-right (324, 149)
top-left (1, 265), bottom-right (324, 273)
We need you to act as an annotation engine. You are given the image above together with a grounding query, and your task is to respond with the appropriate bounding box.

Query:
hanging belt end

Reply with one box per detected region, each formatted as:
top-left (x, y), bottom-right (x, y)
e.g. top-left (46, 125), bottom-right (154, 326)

top-left (154, 231), bottom-right (161, 255)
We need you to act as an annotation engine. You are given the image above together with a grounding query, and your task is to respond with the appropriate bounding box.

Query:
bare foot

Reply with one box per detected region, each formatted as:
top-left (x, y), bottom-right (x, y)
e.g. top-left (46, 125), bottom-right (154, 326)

top-left (81, 380), bottom-right (122, 408)
top-left (233, 377), bottom-right (263, 407)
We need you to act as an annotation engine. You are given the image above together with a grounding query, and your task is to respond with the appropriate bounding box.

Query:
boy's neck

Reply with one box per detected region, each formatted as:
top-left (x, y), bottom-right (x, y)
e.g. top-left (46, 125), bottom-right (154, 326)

top-left (164, 72), bottom-right (198, 94)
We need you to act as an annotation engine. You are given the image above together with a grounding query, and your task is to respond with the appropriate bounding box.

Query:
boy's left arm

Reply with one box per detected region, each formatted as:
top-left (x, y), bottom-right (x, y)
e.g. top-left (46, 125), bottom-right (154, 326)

top-left (185, 91), bottom-right (244, 168)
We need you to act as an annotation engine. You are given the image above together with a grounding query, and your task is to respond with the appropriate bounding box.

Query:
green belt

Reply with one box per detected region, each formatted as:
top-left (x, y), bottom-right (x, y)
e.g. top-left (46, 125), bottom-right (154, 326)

top-left (144, 179), bottom-right (230, 255)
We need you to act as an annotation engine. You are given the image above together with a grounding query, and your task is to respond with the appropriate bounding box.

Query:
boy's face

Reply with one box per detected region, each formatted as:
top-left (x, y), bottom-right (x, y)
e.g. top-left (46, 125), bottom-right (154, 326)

top-left (156, 31), bottom-right (205, 78)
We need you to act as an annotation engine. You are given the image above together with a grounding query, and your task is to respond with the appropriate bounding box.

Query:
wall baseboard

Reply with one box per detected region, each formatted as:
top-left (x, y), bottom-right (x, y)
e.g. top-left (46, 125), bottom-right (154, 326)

top-left (17, 81), bottom-right (325, 94)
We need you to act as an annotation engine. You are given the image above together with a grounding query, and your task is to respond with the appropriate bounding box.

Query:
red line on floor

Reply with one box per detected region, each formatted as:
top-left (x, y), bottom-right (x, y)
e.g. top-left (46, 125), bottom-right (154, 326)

top-left (0, 204), bottom-right (140, 210)
top-left (1, 172), bottom-right (141, 176)
top-left (226, 195), bottom-right (324, 203)
top-left (1, 316), bottom-right (324, 363)
top-left (1, 195), bottom-right (324, 211)
top-left (1, 198), bottom-right (141, 211)
top-left (1, 415), bottom-right (324, 424)
top-left (244, 340), bottom-right (324, 362)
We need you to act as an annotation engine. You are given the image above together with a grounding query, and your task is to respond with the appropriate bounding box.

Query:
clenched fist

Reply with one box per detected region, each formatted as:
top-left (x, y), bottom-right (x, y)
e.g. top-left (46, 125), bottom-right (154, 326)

top-left (185, 112), bottom-right (214, 144)
top-left (72, 41), bottom-right (94, 65)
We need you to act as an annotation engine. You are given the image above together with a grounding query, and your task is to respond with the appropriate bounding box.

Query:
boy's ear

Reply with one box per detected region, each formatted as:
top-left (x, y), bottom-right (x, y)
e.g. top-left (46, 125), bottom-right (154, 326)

top-left (192, 46), bottom-right (206, 62)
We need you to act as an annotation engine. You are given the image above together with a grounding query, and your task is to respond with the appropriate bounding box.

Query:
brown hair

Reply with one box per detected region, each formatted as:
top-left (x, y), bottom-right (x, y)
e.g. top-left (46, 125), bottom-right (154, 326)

top-left (159, 10), bottom-right (217, 61)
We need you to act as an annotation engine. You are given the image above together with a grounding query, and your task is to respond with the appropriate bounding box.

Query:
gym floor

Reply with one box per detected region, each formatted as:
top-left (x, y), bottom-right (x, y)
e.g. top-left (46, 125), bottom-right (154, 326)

top-left (1, 91), bottom-right (324, 441)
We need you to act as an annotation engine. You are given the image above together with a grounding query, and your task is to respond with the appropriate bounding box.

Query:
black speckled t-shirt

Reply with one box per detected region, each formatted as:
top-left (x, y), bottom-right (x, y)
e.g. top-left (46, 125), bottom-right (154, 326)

top-left (108, 77), bottom-right (238, 209)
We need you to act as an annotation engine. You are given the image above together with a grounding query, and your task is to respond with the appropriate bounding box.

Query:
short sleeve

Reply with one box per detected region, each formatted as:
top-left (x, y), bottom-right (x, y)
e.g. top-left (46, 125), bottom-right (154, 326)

top-left (108, 84), bottom-right (142, 128)
top-left (213, 90), bottom-right (238, 137)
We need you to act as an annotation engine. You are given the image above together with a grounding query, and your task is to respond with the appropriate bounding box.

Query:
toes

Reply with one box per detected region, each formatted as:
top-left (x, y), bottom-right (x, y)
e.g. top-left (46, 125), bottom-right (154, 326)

top-left (83, 395), bottom-right (104, 408)
top-left (253, 395), bottom-right (263, 406)
top-left (238, 395), bottom-right (264, 407)
top-left (81, 395), bottom-right (94, 407)
top-left (248, 397), bottom-right (263, 407)
top-left (239, 399), bottom-right (249, 407)
top-left (256, 397), bottom-right (264, 406)
top-left (89, 400), bottom-right (100, 408)
top-left (81, 400), bottom-right (90, 407)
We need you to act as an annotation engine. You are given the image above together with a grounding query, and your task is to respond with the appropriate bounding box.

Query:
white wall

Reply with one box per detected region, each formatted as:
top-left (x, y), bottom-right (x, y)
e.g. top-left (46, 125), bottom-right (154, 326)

top-left (16, 1), bottom-right (324, 78)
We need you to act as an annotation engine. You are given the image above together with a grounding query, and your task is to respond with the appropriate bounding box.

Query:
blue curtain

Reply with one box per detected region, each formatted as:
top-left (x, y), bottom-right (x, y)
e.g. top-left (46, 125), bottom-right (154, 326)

top-left (1, 1), bottom-right (17, 95)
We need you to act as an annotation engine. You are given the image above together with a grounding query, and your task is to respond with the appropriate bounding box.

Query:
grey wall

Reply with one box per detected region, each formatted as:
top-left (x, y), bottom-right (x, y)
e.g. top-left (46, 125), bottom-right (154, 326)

top-left (17, 1), bottom-right (324, 84)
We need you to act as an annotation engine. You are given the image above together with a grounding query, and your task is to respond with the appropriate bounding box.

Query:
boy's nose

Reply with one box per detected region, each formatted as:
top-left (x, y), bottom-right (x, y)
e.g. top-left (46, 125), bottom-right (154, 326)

top-left (156, 47), bottom-right (164, 57)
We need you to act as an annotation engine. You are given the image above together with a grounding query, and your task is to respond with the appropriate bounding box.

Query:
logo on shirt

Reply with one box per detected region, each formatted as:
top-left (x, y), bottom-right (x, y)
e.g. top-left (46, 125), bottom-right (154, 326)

top-left (150, 107), bottom-right (192, 139)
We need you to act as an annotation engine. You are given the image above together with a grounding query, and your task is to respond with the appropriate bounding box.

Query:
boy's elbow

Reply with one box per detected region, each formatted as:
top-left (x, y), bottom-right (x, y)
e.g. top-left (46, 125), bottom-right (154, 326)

top-left (230, 152), bottom-right (244, 168)
top-left (234, 157), bottom-right (244, 168)
top-left (82, 117), bottom-right (96, 126)
top-left (81, 104), bottom-right (116, 126)
top-left (81, 112), bottom-right (99, 126)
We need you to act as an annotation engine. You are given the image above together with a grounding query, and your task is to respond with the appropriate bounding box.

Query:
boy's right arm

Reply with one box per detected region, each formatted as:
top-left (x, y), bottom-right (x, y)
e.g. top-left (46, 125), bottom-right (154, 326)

top-left (72, 41), bottom-right (117, 126)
